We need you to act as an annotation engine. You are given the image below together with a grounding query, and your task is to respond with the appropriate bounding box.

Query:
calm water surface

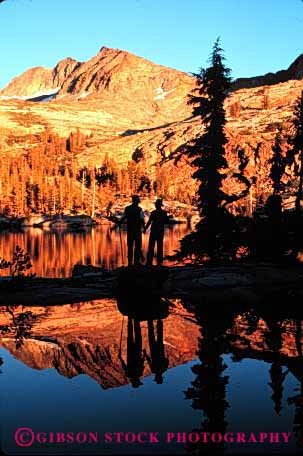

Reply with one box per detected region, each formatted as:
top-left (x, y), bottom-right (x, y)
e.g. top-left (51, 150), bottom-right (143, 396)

top-left (1, 299), bottom-right (302, 454)
top-left (0, 225), bottom-right (189, 277)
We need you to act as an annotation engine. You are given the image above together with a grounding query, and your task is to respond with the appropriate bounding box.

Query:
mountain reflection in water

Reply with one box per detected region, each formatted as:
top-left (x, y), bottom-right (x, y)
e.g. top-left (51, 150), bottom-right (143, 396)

top-left (0, 299), bottom-right (303, 454)
top-left (0, 224), bottom-right (189, 277)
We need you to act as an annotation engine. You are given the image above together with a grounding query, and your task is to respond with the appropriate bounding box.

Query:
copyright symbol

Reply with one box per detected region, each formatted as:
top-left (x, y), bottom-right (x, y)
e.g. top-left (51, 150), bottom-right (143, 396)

top-left (14, 427), bottom-right (34, 447)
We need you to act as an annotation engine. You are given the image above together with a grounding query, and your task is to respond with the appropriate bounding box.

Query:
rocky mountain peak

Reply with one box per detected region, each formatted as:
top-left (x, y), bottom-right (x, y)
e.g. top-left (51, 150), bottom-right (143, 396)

top-left (0, 66), bottom-right (53, 98)
top-left (52, 57), bottom-right (79, 87)
top-left (0, 46), bottom-right (194, 110)
top-left (0, 56), bottom-right (79, 99)
top-left (56, 46), bottom-right (193, 100)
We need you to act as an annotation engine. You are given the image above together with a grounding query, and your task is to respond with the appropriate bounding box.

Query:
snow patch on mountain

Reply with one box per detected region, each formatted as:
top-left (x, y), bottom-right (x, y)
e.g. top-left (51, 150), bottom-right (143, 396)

top-left (78, 91), bottom-right (91, 99)
top-left (0, 87), bottom-right (61, 101)
top-left (154, 87), bottom-right (176, 101)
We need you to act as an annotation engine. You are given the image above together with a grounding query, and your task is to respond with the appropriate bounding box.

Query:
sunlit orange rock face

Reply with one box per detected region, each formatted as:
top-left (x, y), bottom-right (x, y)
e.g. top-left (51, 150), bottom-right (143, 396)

top-left (0, 57), bottom-right (79, 98)
top-left (0, 301), bottom-right (199, 388)
top-left (0, 47), bottom-right (302, 196)
top-left (1, 303), bottom-right (302, 388)
top-left (0, 67), bottom-right (53, 98)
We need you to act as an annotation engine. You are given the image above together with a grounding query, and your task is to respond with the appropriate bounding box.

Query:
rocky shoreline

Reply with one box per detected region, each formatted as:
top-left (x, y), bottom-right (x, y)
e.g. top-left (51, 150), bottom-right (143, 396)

top-left (0, 199), bottom-right (198, 230)
top-left (1, 262), bottom-right (303, 310)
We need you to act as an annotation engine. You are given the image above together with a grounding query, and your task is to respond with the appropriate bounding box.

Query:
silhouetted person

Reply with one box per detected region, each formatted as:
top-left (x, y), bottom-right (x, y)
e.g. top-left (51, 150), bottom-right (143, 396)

top-left (144, 199), bottom-right (169, 266)
top-left (145, 319), bottom-right (169, 384)
top-left (106, 201), bottom-right (113, 218)
top-left (252, 194), bottom-right (284, 261)
top-left (120, 195), bottom-right (144, 267)
top-left (266, 194), bottom-right (284, 259)
top-left (119, 318), bottom-right (144, 388)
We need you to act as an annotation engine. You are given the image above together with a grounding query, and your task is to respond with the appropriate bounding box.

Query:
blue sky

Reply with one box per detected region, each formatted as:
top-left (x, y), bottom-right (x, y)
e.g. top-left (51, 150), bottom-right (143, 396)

top-left (0, 0), bottom-right (302, 89)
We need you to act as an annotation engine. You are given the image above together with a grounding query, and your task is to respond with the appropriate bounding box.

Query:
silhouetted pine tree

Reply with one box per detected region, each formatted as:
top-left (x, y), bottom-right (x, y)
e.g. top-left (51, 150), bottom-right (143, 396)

top-left (269, 127), bottom-right (286, 196)
top-left (290, 91), bottom-right (303, 213)
top-left (180, 39), bottom-right (232, 259)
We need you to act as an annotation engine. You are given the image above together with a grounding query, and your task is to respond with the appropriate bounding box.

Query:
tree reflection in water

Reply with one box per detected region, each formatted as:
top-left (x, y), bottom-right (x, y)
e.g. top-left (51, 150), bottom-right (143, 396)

top-left (0, 306), bottom-right (36, 372)
top-left (1, 297), bottom-right (303, 453)
top-left (184, 305), bottom-right (234, 454)
top-left (182, 299), bottom-right (303, 454)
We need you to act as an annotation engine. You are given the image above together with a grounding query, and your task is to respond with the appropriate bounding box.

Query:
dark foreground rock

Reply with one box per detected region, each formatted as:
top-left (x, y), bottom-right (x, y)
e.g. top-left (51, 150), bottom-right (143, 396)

top-left (1, 262), bottom-right (303, 307)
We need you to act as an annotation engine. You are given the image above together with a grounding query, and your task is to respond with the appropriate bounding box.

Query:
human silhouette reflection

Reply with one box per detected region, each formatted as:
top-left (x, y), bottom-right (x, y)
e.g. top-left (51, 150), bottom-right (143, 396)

top-left (144, 319), bottom-right (169, 384)
top-left (117, 293), bottom-right (170, 388)
top-left (119, 318), bottom-right (144, 388)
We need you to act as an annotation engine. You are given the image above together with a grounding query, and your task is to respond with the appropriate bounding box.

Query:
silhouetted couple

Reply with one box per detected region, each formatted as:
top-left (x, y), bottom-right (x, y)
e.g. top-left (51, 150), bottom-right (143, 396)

top-left (119, 195), bottom-right (169, 267)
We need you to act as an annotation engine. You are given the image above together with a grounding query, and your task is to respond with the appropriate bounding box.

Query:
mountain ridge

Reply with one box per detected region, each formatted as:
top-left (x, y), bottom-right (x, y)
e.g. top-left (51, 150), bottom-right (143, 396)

top-left (0, 56), bottom-right (79, 98)
top-left (233, 53), bottom-right (303, 90)
top-left (0, 47), bottom-right (194, 100)
top-left (1, 47), bottom-right (303, 99)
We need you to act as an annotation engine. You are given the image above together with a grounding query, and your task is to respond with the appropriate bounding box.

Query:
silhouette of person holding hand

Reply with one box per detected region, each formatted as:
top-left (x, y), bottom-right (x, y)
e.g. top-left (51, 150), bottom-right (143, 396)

top-left (144, 319), bottom-right (169, 384)
top-left (119, 317), bottom-right (144, 388)
top-left (144, 199), bottom-right (169, 266)
top-left (119, 195), bottom-right (145, 267)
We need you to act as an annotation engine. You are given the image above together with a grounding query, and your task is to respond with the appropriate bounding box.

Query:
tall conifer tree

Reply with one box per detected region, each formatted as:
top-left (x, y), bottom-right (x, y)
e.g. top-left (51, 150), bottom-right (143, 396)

top-left (269, 127), bottom-right (286, 196)
top-left (290, 91), bottom-right (303, 213)
top-left (180, 39), bottom-right (232, 259)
